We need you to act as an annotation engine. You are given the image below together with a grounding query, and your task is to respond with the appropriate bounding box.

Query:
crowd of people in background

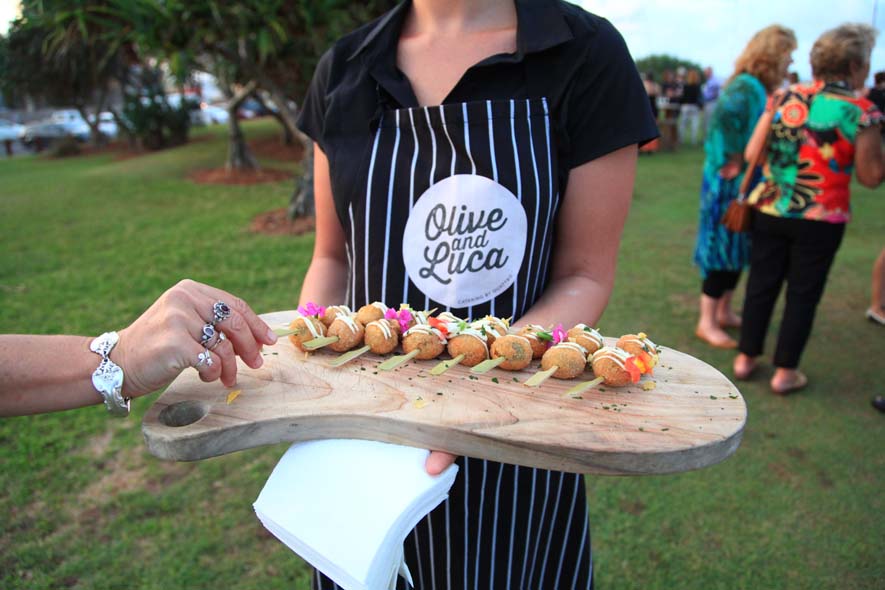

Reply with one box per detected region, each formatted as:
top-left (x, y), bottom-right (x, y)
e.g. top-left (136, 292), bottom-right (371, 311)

top-left (681, 22), bottom-right (884, 406)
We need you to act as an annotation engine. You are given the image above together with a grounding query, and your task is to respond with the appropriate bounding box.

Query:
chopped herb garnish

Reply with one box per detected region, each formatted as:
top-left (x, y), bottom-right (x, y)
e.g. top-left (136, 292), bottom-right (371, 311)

top-left (661, 428), bottom-right (669, 431)
top-left (639, 427), bottom-right (645, 432)
top-left (710, 395), bottom-right (718, 400)
top-left (491, 377), bottom-right (499, 384)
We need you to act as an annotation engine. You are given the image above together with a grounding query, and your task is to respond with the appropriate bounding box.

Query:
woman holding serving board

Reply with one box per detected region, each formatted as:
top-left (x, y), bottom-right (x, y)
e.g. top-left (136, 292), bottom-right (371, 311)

top-left (295, 0), bottom-right (658, 587)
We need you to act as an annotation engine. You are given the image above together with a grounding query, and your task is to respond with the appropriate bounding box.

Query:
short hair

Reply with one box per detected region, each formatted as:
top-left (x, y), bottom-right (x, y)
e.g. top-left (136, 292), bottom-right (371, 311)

top-left (811, 23), bottom-right (878, 81)
top-left (731, 25), bottom-right (798, 92)
top-left (876, 70), bottom-right (885, 85)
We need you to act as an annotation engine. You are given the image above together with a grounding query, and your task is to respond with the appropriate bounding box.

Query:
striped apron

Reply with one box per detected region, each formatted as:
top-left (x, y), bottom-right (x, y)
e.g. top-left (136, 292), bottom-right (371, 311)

top-left (316, 97), bottom-right (593, 589)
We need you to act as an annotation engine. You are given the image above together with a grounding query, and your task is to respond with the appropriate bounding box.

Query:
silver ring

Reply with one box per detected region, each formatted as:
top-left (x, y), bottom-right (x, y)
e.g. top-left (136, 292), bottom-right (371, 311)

top-left (195, 351), bottom-right (213, 368)
top-left (212, 301), bottom-right (232, 324)
top-left (200, 323), bottom-right (216, 348)
top-left (208, 331), bottom-right (227, 351)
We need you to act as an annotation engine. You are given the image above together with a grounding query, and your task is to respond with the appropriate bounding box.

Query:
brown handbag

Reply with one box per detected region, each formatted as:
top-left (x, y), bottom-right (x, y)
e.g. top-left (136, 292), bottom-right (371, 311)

top-left (720, 187), bottom-right (754, 233)
top-left (720, 96), bottom-right (781, 233)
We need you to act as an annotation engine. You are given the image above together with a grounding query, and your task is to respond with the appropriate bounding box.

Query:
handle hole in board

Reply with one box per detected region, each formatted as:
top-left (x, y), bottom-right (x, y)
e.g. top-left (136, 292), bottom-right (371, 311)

top-left (158, 401), bottom-right (210, 427)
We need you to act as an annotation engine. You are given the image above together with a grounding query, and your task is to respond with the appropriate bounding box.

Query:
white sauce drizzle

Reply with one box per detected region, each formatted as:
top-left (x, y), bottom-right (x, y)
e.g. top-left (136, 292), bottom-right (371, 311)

top-left (335, 314), bottom-right (361, 334)
top-left (455, 328), bottom-right (488, 345)
top-left (554, 341), bottom-right (588, 356)
top-left (592, 346), bottom-right (631, 369)
top-left (368, 319), bottom-right (393, 340)
top-left (405, 323), bottom-right (446, 344)
top-left (571, 325), bottom-right (603, 349)
top-left (298, 316), bottom-right (321, 339)
top-left (326, 305), bottom-right (352, 317)
top-left (370, 301), bottom-right (388, 313)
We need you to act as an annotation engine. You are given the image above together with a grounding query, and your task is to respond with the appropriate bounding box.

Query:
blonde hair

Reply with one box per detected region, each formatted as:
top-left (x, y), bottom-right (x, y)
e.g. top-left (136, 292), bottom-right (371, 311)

top-left (730, 25), bottom-right (797, 92)
top-left (811, 23), bottom-right (878, 82)
top-left (686, 69), bottom-right (701, 85)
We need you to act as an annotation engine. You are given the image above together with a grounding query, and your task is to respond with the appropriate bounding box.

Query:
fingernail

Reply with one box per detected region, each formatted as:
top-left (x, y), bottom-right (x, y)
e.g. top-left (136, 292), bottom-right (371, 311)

top-left (266, 328), bottom-right (278, 344)
top-left (254, 355), bottom-right (264, 368)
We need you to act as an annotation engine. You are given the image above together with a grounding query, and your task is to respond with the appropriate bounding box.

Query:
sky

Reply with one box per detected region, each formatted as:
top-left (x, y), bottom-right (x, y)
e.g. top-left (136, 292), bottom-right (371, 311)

top-left (1, 0), bottom-right (883, 84)
top-left (580, 0), bottom-right (884, 84)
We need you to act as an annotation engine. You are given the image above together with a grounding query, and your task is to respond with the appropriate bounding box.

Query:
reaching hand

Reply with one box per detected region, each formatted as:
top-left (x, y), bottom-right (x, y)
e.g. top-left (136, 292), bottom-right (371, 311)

top-left (114, 280), bottom-right (277, 397)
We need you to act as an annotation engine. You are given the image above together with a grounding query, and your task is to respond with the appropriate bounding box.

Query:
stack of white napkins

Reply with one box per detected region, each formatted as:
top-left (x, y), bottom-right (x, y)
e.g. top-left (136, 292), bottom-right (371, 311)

top-left (254, 439), bottom-right (459, 590)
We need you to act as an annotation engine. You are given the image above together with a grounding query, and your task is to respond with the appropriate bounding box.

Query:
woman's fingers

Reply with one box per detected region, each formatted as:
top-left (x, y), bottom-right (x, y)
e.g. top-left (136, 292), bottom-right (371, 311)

top-left (208, 335), bottom-right (238, 387)
top-left (425, 450), bottom-right (458, 475)
top-left (189, 342), bottom-right (222, 384)
top-left (190, 281), bottom-right (277, 346)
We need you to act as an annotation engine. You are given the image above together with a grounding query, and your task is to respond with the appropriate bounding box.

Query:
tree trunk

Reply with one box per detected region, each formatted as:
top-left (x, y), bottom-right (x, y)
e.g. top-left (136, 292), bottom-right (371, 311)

top-left (288, 140), bottom-right (315, 219)
top-left (254, 92), bottom-right (293, 145)
top-left (260, 79), bottom-right (308, 147)
top-left (225, 80), bottom-right (259, 171)
top-left (76, 104), bottom-right (106, 147)
top-left (108, 107), bottom-right (136, 149)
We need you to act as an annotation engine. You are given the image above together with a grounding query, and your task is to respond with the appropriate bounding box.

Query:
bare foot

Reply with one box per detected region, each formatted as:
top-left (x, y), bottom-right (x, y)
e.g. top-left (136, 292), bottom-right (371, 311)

top-left (733, 353), bottom-right (757, 380)
top-left (771, 369), bottom-right (808, 395)
top-left (695, 325), bottom-right (738, 349)
top-left (717, 313), bottom-right (742, 329)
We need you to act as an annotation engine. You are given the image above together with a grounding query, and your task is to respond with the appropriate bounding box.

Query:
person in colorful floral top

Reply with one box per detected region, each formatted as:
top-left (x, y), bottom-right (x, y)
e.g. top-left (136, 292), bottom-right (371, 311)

top-left (693, 25), bottom-right (797, 349)
top-left (734, 23), bottom-right (884, 393)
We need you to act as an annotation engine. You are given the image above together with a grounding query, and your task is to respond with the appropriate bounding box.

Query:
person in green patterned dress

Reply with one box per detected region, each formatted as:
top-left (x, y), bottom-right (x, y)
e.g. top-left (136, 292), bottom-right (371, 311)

top-left (693, 25), bottom-right (797, 349)
top-left (734, 23), bottom-right (884, 393)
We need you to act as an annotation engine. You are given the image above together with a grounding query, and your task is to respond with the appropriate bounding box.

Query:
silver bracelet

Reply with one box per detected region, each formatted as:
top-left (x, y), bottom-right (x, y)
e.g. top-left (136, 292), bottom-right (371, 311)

top-left (90, 332), bottom-right (131, 417)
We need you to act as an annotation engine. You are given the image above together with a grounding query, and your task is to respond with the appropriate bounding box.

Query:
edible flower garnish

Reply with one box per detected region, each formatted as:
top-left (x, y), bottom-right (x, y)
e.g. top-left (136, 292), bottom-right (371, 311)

top-left (385, 307), bottom-right (412, 333)
top-left (624, 356), bottom-right (642, 383)
top-left (631, 355), bottom-right (651, 375)
top-left (428, 317), bottom-right (450, 338)
top-left (297, 302), bottom-right (325, 317)
top-left (552, 324), bottom-right (567, 345)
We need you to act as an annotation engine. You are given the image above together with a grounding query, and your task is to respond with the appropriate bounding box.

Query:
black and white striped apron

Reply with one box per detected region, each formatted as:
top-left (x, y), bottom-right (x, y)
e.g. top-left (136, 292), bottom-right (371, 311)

top-left (316, 97), bottom-right (593, 589)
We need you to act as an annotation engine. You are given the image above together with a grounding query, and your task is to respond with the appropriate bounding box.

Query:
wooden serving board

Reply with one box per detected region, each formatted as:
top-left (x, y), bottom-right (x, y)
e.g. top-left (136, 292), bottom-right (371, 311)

top-left (142, 311), bottom-right (746, 475)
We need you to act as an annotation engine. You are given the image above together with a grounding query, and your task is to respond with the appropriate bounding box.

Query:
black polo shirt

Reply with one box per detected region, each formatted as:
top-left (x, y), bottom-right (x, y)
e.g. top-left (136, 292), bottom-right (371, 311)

top-left (298, 0), bottom-right (659, 202)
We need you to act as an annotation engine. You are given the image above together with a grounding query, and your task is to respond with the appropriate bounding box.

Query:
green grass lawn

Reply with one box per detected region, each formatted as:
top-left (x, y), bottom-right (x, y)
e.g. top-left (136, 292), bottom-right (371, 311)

top-left (1, 121), bottom-right (883, 589)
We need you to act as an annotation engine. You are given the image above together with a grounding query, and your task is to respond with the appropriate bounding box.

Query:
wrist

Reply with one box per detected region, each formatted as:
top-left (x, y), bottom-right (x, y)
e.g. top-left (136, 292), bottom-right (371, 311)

top-left (89, 331), bottom-right (131, 417)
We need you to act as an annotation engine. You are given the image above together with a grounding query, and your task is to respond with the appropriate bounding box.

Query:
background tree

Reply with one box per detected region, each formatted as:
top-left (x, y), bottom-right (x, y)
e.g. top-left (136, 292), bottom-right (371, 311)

top-left (3, 1), bottom-right (120, 145)
top-left (635, 54), bottom-right (705, 81)
top-left (143, 0), bottom-right (394, 203)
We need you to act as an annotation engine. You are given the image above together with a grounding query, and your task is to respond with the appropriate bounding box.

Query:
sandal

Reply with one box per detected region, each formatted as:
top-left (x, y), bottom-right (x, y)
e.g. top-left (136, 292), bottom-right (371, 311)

top-left (771, 371), bottom-right (808, 395)
top-left (866, 308), bottom-right (885, 326)
top-left (733, 355), bottom-right (757, 380)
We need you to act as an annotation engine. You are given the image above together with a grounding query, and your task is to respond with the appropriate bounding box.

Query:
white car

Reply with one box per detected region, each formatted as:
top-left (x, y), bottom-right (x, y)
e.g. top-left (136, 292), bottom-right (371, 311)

top-left (47, 109), bottom-right (91, 139)
top-left (196, 104), bottom-right (230, 126)
top-left (0, 118), bottom-right (25, 141)
top-left (93, 112), bottom-right (118, 138)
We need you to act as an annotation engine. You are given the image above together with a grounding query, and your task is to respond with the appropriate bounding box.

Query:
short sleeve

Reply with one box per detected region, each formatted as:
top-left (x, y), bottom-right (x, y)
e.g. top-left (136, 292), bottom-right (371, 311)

top-left (563, 19), bottom-right (659, 168)
top-left (297, 48), bottom-right (335, 152)
top-left (858, 100), bottom-right (884, 130)
top-left (715, 78), bottom-right (763, 158)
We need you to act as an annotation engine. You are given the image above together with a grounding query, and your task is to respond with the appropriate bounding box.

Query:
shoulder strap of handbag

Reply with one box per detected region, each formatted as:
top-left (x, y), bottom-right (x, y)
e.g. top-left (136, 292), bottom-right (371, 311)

top-left (737, 90), bottom-right (789, 200)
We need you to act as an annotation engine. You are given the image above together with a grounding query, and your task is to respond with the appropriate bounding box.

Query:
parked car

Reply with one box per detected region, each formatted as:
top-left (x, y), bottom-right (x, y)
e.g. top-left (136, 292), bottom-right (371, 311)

top-left (21, 123), bottom-right (74, 150)
top-left (47, 109), bottom-right (91, 139)
top-left (0, 118), bottom-right (25, 142)
top-left (193, 103), bottom-right (230, 126)
top-left (93, 112), bottom-right (118, 138)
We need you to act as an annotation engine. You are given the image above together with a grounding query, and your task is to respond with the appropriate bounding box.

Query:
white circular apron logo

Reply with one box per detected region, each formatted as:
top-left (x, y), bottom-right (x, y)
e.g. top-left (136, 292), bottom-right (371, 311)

top-left (402, 174), bottom-right (527, 308)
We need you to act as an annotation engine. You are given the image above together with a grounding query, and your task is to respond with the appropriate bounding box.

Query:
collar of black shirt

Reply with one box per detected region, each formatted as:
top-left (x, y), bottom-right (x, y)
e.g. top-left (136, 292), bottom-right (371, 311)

top-left (346, 0), bottom-right (574, 64)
